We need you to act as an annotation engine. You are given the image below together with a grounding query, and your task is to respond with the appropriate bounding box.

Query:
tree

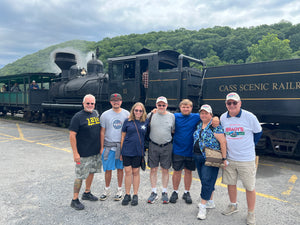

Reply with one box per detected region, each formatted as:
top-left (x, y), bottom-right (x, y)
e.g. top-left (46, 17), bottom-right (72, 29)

top-left (203, 50), bottom-right (227, 67)
top-left (289, 33), bottom-right (300, 52)
top-left (247, 33), bottom-right (292, 62)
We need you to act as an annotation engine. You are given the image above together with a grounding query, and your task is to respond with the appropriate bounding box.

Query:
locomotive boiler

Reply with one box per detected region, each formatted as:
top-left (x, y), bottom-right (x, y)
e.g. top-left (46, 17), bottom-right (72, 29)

top-left (41, 52), bottom-right (109, 125)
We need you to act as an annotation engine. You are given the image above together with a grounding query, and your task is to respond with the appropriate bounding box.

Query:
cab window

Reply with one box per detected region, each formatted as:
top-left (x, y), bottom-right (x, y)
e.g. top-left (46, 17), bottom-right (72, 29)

top-left (111, 63), bottom-right (123, 80)
top-left (124, 61), bottom-right (135, 79)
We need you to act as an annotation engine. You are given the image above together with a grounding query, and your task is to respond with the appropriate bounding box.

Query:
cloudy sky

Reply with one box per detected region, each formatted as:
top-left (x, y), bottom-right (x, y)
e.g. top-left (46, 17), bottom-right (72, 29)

top-left (1, 0), bottom-right (300, 68)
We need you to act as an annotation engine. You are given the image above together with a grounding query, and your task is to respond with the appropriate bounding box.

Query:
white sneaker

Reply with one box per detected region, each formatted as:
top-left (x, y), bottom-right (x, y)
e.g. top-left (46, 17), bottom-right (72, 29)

top-left (100, 188), bottom-right (111, 201)
top-left (222, 203), bottom-right (239, 215)
top-left (247, 212), bottom-right (256, 225)
top-left (206, 200), bottom-right (216, 209)
top-left (114, 189), bottom-right (123, 201)
top-left (197, 206), bottom-right (207, 220)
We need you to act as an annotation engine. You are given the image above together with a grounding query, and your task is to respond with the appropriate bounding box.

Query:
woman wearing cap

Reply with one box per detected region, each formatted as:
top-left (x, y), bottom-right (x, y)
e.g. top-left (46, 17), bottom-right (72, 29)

top-left (120, 102), bottom-right (148, 206)
top-left (193, 104), bottom-right (227, 220)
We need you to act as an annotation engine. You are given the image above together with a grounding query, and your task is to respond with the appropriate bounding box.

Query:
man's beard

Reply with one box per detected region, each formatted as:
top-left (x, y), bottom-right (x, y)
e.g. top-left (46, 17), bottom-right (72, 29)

top-left (157, 109), bottom-right (165, 114)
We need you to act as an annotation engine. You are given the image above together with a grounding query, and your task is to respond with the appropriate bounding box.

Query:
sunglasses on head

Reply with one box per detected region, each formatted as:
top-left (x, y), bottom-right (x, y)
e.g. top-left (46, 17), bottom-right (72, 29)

top-left (157, 104), bottom-right (166, 107)
top-left (134, 109), bottom-right (143, 113)
top-left (226, 101), bottom-right (238, 106)
top-left (85, 102), bottom-right (95, 105)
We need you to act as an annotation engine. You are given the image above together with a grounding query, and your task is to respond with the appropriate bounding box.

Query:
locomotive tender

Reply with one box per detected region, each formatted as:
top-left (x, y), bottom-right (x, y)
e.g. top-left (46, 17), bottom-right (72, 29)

top-left (0, 49), bottom-right (299, 157)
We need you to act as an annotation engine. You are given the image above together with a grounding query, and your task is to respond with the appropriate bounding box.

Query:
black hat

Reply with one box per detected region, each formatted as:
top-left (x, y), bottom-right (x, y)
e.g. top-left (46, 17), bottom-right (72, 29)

top-left (110, 93), bottom-right (122, 101)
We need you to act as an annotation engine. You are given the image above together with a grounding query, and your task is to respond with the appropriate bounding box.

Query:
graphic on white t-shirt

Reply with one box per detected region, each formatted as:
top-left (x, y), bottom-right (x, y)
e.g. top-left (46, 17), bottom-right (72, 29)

top-left (113, 119), bottom-right (123, 129)
top-left (225, 126), bottom-right (245, 138)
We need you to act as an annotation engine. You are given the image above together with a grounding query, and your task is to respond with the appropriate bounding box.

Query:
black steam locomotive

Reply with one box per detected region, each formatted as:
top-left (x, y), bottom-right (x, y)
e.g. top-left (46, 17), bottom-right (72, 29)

top-left (0, 49), bottom-right (299, 157)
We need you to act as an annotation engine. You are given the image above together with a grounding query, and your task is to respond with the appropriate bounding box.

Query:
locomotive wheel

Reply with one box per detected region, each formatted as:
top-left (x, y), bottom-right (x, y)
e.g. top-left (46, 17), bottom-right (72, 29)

top-left (32, 112), bottom-right (42, 122)
top-left (0, 110), bottom-right (7, 116)
top-left (24, 111), bottom-right (33, 122)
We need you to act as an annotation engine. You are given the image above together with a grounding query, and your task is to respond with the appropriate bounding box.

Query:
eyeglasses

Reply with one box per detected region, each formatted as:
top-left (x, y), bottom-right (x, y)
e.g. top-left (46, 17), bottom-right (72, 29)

top-left (134, 109), bottom-right (143, 113)
top-left (157, 104), bottom-right (166, 107)
top-left (85, 102), bottom-right (95, 105)
top-left (226, 101), bottom-right (238, 106)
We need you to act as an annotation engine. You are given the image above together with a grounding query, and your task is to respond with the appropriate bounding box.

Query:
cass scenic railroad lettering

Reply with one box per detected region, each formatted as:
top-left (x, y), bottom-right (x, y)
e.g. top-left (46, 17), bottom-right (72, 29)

top-left (219, 82), bottom-right (300, 92)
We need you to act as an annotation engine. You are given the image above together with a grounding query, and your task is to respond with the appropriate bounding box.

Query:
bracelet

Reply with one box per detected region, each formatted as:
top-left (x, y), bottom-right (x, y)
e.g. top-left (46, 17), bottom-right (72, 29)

top-left (222, 157), bottom-right (227, 161)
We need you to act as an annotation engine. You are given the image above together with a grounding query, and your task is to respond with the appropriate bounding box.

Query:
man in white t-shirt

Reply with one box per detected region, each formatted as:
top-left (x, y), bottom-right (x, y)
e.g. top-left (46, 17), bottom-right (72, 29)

top-left (220, 92), bottom-right (262, 225)
top-left (100, 93), bottom-right (130, 201)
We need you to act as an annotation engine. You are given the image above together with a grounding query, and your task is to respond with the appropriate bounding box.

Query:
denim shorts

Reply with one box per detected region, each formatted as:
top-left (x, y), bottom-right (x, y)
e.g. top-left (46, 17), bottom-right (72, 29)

top-left (194, 153), bottom-right (219, 200)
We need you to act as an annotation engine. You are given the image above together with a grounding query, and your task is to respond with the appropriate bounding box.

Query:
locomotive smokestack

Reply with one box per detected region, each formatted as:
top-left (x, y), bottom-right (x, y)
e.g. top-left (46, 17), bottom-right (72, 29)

top-left (55, 52), bottom-right (77, 80)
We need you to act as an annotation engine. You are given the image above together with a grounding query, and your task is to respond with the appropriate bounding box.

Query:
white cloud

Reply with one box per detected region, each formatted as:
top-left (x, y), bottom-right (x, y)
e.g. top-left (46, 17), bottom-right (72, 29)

top-left (0, 0), bottom-right (300, 68)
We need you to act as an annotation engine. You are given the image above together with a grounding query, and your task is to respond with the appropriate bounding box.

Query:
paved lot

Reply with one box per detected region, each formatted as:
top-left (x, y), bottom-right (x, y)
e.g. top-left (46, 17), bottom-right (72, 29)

top-left (0, 119), bottom-right (299, 225)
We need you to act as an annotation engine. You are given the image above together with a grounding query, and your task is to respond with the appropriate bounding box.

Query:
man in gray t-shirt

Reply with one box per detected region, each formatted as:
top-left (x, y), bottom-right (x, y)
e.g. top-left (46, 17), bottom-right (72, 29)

top-left (99, 93), bottom-right (130, 201)
top-left (147, 96), bottom-right (175, 204)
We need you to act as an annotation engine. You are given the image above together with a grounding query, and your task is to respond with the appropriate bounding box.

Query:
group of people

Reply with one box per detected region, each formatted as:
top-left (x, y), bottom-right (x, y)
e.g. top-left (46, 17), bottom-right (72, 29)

top-left (69, 92), bottom-right (262, 225)
top-left (0, 81), bottom-right (39, 93)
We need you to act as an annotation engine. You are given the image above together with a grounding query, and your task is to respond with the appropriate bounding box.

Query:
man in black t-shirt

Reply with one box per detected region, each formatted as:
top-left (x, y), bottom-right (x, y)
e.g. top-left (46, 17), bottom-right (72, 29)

top-left (69, 94), bottom-right (102, 210)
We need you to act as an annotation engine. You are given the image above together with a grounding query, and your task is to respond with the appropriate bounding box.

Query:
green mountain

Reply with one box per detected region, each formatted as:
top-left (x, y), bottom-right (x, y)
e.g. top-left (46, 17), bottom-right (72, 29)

top-left (0, 40), bottom-right (96, 76)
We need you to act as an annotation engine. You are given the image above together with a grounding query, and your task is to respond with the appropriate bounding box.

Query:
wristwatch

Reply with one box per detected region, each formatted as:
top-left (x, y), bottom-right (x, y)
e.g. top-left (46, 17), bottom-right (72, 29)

top-left (222, 157), bottom-right (227, 161)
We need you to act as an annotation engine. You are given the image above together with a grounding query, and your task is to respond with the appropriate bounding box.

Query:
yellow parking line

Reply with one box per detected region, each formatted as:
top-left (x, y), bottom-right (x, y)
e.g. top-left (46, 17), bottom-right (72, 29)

top-left (195, 174), bottom-right (288, 203)
top-left (36, 142), bottom-right (72, 153)
top-left (16, 123), bottom-right (25, 140)
top-left (0, 123), bottom-right (71, 151)
top-left (281, 175), bottom-right (298, 196)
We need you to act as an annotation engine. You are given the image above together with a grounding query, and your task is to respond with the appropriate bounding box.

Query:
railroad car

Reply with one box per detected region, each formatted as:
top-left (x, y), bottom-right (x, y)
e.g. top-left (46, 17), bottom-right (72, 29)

top-left (202, 60), bottom-right (300, 157)
top-left (0, 73), bottom-right (56, 121)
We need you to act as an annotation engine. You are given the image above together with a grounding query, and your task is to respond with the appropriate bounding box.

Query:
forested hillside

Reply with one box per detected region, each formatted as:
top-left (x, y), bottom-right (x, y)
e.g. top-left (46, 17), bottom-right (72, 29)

top-left (1, 21), bottom-right (300, 76)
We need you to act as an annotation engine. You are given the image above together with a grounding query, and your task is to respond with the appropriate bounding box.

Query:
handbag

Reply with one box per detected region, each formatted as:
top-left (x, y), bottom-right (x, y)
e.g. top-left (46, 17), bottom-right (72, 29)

top-left (133, 121), bottom-right (146, 171)
top-left (204, 147), bottom-right (224, 168)
top-left (140, 156), bottom-right (146, 171)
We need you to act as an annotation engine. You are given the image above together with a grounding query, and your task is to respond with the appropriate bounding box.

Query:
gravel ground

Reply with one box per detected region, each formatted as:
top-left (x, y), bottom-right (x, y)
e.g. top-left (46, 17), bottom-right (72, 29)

top-left (0, 119), bottom-right (299, 225)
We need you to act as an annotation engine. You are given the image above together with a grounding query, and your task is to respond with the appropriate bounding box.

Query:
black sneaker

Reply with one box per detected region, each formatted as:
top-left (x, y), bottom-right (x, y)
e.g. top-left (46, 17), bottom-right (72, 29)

top-left (182, 192), bottom-right (192, 204)
top-left (71, 199), bottom-right (84, 210)
top-left (82, 192), bottom-right (98, 201)
top-left (131, 194), bottom-right (138, 206)
top-left (122, 194), bottom-right (131, 206)
top-left (169, 191), bottom-right (178, 203)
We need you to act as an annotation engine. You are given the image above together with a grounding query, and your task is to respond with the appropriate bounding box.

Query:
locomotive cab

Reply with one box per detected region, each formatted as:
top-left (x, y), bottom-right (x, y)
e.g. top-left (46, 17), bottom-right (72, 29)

top-left (108, 50), bottom-right (205, 111)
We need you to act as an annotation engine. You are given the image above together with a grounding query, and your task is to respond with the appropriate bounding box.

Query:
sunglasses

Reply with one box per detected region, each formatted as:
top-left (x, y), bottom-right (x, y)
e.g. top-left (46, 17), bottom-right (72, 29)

top-left (134, 109), bottom-right (143, 113)
top-left (157, 104), bottom-right (166, 107)
top-left (85, 102), bottom-right (95, 105)
top-left (226, 101), bottom-right (238, 106)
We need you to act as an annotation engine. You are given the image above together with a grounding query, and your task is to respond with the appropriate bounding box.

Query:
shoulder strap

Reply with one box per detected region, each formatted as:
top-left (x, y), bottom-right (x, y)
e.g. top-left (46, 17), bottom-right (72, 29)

top-left (209, 125), bottom-right (214, 132)
top-left (133, 121), bottom-right (144, 156)
top-left (148, 112), bottom-right (153, 125)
